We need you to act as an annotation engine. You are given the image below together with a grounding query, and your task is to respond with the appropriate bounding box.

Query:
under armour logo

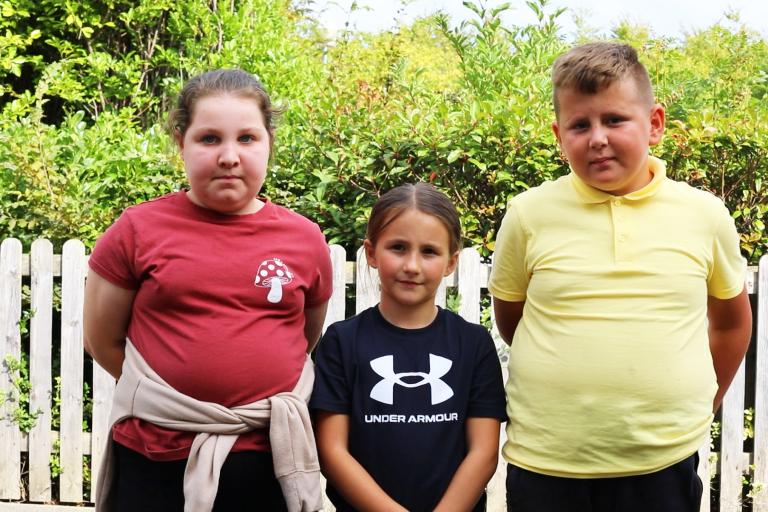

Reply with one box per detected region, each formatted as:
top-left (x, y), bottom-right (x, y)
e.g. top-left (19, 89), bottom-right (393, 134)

top-left (369, 354), bottom-right (454, 405)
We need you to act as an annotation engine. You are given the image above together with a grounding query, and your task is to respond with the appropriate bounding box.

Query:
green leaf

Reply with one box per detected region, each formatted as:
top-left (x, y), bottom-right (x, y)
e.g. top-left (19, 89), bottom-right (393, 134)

top-left (447, 149), bottom-right (463, 163)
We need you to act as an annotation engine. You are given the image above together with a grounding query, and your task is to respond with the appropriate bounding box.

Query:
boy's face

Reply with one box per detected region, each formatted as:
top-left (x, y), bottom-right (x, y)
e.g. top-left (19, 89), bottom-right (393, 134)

top-left (552, 77), bottom-right (665, 196)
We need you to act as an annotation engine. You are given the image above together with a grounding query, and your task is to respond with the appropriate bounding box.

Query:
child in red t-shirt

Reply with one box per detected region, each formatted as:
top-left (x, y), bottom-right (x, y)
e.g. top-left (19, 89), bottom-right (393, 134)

top-left (85, 69), bottom-right (332, 511)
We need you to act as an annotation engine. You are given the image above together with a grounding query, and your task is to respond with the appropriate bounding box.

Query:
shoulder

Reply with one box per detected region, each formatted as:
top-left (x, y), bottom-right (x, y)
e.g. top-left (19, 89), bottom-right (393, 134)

top-left (510, 175), bottom-right (573, 208)
top-left (121, 191), bottom-right (184, 217)
top-left (325, 307), bottom-right (376, 336)
top-left (503, 175), bottom-right (576, 231)
top-left (315, 308), bottom-right (378, 358)
top-left (267, 202), bottom-right (323, 231)
top-left (663, 179), bottom-right (723, 205)
top-left (97, 192), bottom-right (182, 243)
top-left (109, 192), bottom-right (188, 233)
top-left (438, 309), bottom-right (493, 345)
top-left (265, 202), bottom-right (328, 246)
top-left (262, 201), bottom-right (328, 251)
top-left (660, 179), bottom-right (731, 219)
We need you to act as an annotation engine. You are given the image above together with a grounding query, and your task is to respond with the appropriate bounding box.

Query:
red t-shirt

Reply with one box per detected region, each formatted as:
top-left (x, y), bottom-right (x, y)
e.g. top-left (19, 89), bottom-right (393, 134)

top-left (89, 192), bottom-right (333, 460)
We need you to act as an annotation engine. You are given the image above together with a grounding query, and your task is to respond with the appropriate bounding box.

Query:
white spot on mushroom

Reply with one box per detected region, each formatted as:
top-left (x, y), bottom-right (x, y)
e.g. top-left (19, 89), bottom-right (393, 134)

top-left (277, 269), bottom-right (285, 277)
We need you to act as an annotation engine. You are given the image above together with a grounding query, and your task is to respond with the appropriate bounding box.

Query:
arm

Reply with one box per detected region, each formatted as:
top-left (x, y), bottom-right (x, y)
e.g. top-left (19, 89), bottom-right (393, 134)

top-left (493, 298), bottom-right (525, 345)
top-left (83, 269), bottom-right (136, 379)
top-left (315, 411), bottom-right (407, 512)
top-left (709, 286), bottom-right (752, 412)
top-left (434, 417), bottom-right (501, 512)
top-left (304, 302), bottom-right (329, 353)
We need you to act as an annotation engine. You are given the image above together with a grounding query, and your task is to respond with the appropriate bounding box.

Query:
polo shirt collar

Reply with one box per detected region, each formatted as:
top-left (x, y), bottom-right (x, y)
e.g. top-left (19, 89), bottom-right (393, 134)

top-left (570, 156), bottom-right (667, 204)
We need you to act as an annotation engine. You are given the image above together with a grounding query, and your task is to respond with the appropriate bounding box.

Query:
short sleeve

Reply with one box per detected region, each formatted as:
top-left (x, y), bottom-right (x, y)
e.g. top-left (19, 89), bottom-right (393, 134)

top-left (88, 211), bottom-right (141, 290)
top-left (488, 199), bottom-right (529, 302)
top-left (708, 204), bottom-right (746, 299)
top-left (467, 327), bottom-right (507, 421)
top-left (305, 225), bottom-right (334, 308)
top-left (310, 325), bottom-right (351, 414)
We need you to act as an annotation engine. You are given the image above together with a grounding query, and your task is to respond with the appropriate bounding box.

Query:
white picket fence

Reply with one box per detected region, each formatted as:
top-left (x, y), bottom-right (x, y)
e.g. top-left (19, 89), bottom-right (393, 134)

top-left (0, 238), bottom-right (766, 512)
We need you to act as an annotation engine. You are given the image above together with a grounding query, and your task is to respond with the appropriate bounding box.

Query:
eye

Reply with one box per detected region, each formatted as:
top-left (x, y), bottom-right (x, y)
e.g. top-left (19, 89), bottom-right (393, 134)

top-left (201, 134), bottom-right (218, 144)
top-left (570, 120), bottom-right (589, 131)
top-left (238, 134), bottom-right (256, 143)
top-left (388, 243), bottom-right (406, 253)
top-left (422, 246), bottom-right (439, 256)
top-left (606, 116), bottom-right (624, 125)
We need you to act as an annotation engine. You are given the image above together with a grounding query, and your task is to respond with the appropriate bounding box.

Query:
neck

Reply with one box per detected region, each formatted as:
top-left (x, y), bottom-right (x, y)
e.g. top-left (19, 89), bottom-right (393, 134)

top-left (377, 299), bottom-right (438, 329)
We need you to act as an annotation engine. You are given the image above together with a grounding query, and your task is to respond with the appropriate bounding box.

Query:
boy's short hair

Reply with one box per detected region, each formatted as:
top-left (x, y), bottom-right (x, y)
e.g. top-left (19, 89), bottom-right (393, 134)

top-left (552, 42), bottom-right (654, 117)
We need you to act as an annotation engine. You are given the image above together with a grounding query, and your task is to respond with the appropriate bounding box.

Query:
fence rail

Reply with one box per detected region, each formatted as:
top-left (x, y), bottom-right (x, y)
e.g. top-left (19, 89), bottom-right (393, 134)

top-left (1, 238), bottom-right (766, 512)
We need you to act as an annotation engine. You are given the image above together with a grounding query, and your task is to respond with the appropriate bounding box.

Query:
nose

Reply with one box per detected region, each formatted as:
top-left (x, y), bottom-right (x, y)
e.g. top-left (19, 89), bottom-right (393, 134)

top-left (402, 251), bottom-right (420, 274)
top-left (589, 125), bottom-right (608, 149)
top-left (218, 142), bottom-right (240, 168)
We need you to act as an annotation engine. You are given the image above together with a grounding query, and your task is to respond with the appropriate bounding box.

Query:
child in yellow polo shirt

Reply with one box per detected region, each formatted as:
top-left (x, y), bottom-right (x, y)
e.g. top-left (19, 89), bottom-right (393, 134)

top-left (488, 42), bottom-right (753, 512)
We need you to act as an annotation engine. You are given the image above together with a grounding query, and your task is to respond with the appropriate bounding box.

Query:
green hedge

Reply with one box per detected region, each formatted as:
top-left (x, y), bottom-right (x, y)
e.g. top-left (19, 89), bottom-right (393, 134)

top-left (1, 0), bottom-right (766, 262)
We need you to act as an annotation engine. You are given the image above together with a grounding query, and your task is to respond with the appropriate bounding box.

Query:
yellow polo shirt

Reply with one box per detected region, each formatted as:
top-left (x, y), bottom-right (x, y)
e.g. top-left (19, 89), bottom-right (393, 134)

top-left (488, 157), bottom-right (745, 477)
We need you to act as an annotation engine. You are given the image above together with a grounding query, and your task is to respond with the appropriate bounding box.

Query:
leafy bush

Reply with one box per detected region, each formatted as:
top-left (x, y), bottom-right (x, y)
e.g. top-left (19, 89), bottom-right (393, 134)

top-left (0, 0), bottom-right (766, 263)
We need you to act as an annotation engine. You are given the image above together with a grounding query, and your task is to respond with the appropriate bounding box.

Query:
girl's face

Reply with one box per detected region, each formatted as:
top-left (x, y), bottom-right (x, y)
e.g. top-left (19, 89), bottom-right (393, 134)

top-left (365, 208), bottom-right (459, 327)
top-left (176, 94), bottom-right (271, 215)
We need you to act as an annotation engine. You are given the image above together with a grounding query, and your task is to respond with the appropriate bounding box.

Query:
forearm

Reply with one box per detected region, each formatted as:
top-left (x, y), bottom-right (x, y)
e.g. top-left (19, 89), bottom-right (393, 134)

top-left (433, 447), bottom-right (498, 512)
top-left (435, 417), bottom-right (501, 512)
top-left (85, 339), bottom-right (126, 380)
top-left (492, 298), bottom-right (525, 346)
top-left (83, 269), bottom-right (135, 380)
top-left (304, 302), bottom-right (329, 353)
top-left (710, 326), bottom-right (751, 412)
top-left (708, 288), bottom-right (752, 412)
top-left (321, 447), bottom-right (406, 512)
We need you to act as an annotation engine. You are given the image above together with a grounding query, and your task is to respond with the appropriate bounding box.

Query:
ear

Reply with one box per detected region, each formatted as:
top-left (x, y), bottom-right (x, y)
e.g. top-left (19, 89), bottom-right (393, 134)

top-left (364, 239), bottom-right (377, 268)
top-left (551, 120), bottom-right (562, 146)
top-left (444, 251), bottom-right (459, 277)
top-left (648, 104), bottom-right (665, 146)
top-left (173, 129), bottom-right (185, 150)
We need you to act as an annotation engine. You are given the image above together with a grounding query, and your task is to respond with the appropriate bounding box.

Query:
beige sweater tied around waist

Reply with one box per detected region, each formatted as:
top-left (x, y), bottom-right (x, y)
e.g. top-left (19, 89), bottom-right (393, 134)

top-left (95, 340), bottom-right (323, 512)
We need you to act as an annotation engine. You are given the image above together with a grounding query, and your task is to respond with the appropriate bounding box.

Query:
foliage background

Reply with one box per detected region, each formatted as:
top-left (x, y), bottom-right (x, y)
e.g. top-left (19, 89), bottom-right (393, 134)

top-left (1, 0), bottom-right (767, 262)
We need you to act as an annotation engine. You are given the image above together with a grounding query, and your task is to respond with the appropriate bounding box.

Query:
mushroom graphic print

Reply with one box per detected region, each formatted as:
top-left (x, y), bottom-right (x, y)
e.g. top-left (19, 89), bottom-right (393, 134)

top-left (255, 258), bottom-right (294, 303)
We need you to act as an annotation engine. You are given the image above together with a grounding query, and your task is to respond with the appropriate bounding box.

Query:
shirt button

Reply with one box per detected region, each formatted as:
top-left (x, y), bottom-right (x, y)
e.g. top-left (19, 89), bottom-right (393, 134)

top-left (618, 234), bottom-right (627, 242)
top-left (613, 199), bottom-right (622, 206)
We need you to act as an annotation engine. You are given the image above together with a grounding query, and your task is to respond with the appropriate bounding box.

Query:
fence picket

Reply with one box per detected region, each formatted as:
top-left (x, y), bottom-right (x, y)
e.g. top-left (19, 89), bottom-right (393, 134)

top-left (59, 241), bottom-right (86, 503)
top-left (89, 364), bottom-right (113, 502)
top-left (355, 247), bottom-right (378, 314)
top-left (457, 247), bottom-right (482, 323)
top-left (754, 254), bottom-right (768, 512)
top-left (325, 245), bottom-right (347, 328)
top-left (435, 276), bottom-right (447, 308)
top-left (0, 239), bottom-right (22, 500)
top-left (698, 442), bottom-right (712, 512)
top-left (720, 358), bottom-right (747, 512)
top-left (29, 240), bottom-right (54, 501)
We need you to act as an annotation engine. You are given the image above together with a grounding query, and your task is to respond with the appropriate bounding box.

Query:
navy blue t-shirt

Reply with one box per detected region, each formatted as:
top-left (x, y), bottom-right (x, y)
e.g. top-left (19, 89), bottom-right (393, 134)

top-left (310, 306), bottom-right (507, 511)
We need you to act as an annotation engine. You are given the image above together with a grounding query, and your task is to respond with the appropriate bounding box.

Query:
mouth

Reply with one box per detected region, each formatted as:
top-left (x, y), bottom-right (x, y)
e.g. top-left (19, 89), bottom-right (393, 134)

top-left (214, 175), bottom-right (241, 180)
top-left (590, 156), bottom-right (615, 166)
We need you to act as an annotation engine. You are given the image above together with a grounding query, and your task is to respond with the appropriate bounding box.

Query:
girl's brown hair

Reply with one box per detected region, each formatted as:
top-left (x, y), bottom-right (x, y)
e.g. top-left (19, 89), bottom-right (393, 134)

top-left (366, 183), bottom-right (462, 254)
top-left (168, 69), bottom-right (281, 146)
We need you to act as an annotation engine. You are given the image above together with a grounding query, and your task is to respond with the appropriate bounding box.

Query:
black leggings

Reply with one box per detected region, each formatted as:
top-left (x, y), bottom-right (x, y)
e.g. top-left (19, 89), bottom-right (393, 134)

top-left (114, 442), bottom-right (288, 512)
